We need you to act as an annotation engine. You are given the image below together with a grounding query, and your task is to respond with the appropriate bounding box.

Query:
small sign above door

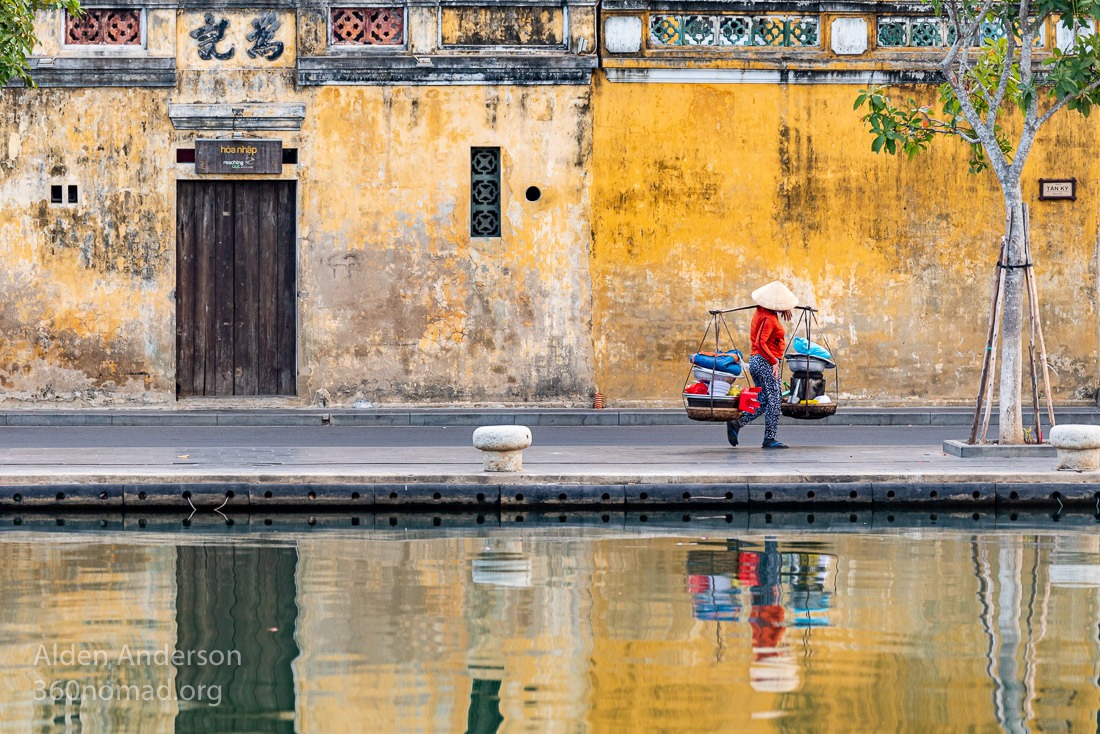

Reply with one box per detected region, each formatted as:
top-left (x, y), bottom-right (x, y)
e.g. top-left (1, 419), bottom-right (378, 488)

top-left (196, 139), bottom-right (282, 174)
top-left (1038, 178), bottom-right (1076, 201)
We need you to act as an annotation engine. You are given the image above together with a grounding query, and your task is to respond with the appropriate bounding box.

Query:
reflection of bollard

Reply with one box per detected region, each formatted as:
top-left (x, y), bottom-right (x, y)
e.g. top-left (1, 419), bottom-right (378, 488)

top-left (1049, 425), bottom-right (1100, 471)
top-left (472, 425), bottom-right (532, 472)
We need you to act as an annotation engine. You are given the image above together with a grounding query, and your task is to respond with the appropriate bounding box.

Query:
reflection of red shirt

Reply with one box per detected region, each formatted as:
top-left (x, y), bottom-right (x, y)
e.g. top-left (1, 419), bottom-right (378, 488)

top-left (751, 308), bottom-right (786, 365)
top-left (751, 604), bottom-right (786, 652)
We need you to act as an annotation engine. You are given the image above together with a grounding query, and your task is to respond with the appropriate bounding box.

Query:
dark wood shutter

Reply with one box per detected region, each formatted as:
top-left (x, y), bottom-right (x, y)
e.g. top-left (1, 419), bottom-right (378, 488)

top-left (176, 180), bottom-right (297, 396)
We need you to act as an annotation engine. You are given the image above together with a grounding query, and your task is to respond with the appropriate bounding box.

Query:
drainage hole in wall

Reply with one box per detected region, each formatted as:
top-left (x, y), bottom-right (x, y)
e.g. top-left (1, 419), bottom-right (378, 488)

top-left (308, 491), bottom-right (316, 500)
top-left (765, 513), bottom-right (772, 523)
top-left (972, 513), bottom-right (981, 521)
top-left (1009, 491), bottom-right (1019, 500)
top-left (55, 492), bottom-right (65, 501)
top-left (477, 515), bottom-right (485, 524)
top-left (525, 186), bottom-right (541, 202)
top-left (432, 492), bottom-right (441, 500)
top-left (640, 514), bottom-right (648, 522)
top-left (558, 493), bottom-right (567, 501)
top-left (389, 492), bottom-right (398, 500)
top-left (138, 492), bottom-right (147, 500)
top-left (639, 492), bottom-right (649, 500)
top-left (13, 494), bottom-right (21, 503)
top-left (1010, 513), bottom-right (1018, 521)
top-left (389, 517), bottom-right (397, 526)
top-left (182, 491), bottom-right (191, 499)
top-left (682, 514), bottom-right (691, 522)
top-left (806, 491), bottom-right (815, 500)
top-left (433, 517), bottom-right (441, 526)
top-left (682, 492), bottom-right (692, 500)
top-left (352, 491), bottom-right (360, 500)
top-left (351, 517), bottom-right (360, 526)
top-left (476, 493), bottom-right (485, 502)
top-left (515, 515), bottom-right (524, 523)
top-left (601, 514), bottom-right (610, 523)
top-left (264, 491), bottom-right (272, 499)
top-left (886, 490), bottom-right (895, 499)
top-left (602, 493), bottom-right (611, 501)
top-left (764, 492), bottom-right (773, 500)
top-left (971, 490), bottom-right (980, 499)
top-left (849, 514), bottom-right (857, 523)
top-left (849, 491), bottom-right (857, 499)
top-left (308, 517), bottom-right (316, 526)
top-left (515, 493), bottom-right (524, 502)
top-left (887, 515), bottom-right (895, 523)
top-left (225, 490), bottom-right (234, 499)
top-left (929, 490), bottom-right (938, 499)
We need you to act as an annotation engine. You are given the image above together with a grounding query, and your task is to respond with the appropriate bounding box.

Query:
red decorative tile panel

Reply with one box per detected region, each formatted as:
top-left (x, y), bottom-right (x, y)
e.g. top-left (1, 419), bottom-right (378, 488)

top-left (331, 8), bottom-right (405, 45)
top-left (66, 10), bottom-right (141, 45)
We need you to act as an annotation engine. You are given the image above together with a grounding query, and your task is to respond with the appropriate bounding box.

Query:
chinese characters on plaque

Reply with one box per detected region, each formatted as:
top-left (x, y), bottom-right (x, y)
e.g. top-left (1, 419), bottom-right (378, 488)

top-left (189, 12), bottom-right (286, 61)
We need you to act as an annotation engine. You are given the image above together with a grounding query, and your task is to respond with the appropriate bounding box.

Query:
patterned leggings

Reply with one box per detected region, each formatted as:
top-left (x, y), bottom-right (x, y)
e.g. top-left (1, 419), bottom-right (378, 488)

top-left (741, 354), bottom-right (781, 441)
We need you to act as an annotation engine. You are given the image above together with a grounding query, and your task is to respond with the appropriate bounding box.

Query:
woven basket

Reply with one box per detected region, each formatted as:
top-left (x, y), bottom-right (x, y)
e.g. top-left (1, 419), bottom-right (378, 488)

top-left (780, 402), bottom-right (837, 420)
top-left (684, 395), bottom-right (743, 422)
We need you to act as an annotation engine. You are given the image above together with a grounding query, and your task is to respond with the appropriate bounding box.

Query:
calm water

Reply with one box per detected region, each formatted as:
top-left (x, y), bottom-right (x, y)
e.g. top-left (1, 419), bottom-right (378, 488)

top-left (0, 524), bottom-right (1098, 732)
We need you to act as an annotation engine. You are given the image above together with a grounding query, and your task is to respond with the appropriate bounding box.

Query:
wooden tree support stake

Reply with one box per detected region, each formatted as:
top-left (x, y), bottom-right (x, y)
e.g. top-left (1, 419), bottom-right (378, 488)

top-left (970, 225), bottom-right (1010, 445)
top-left (1023, 205), bottom-right (1056, 430)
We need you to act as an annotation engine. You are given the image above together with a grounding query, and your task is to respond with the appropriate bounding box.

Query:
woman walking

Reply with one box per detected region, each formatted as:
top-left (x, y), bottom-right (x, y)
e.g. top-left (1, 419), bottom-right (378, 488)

top-left (727, 281), bottom-right (797, 449)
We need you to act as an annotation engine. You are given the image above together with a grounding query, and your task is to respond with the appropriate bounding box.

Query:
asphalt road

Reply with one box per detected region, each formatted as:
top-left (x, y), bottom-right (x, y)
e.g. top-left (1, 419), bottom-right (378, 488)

top-left (0, 424), bottom-right (965, 449)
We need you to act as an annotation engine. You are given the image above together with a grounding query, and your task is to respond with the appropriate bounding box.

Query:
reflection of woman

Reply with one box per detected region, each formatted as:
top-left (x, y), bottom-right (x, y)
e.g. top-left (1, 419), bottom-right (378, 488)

top-left (727, 281), bottom-right (797, 449)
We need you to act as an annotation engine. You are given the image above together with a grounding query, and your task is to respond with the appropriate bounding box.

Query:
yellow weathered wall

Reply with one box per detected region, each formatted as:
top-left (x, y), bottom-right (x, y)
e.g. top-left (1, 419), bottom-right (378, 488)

top-left (297, 85), bottom-right (595, 403)
top-left (3, 7), bottom-right (1098, 405)
top-left (0, 88), bottom-right (175, 402)
top-left (590, 76), bottom-right (1100, 403)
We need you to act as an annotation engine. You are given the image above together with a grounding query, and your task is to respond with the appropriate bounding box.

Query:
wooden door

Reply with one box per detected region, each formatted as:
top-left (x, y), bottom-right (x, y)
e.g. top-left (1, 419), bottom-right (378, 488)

top-left (176, 180), bottom-right (296, 396)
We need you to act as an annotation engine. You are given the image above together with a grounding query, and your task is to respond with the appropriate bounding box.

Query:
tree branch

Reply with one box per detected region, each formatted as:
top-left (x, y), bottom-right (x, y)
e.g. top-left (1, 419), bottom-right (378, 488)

top-left (1038, 77), bottom-right (1100, 127)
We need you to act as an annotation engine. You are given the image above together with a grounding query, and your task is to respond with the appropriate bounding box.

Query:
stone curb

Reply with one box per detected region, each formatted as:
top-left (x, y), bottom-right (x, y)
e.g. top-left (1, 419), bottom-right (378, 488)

top-left (0, 508), bottom-right (1093, 536)
top-left (0, 480), bottom-right (1094, 511)
top-left (0, 407), bottom-right (1096, 428)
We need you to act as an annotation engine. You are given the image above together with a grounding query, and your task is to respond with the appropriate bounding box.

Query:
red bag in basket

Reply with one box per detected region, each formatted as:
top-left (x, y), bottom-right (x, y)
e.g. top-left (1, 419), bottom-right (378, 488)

top-left (684, 382), bottom-right (709, 395)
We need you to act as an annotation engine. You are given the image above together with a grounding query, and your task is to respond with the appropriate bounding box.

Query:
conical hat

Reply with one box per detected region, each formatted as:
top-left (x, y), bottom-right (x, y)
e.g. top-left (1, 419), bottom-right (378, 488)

top-left (751, 281), bottom-right (798, 311)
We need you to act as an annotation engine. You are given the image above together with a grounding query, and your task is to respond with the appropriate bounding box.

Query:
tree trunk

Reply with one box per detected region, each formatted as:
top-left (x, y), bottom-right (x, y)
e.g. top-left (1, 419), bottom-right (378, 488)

top-left (998, 194), bottom-right (1026, 444)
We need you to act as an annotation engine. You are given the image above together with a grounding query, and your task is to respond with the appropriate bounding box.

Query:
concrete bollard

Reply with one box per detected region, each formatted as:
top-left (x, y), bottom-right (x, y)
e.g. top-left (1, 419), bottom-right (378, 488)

top-left (1049, 424), bottom-right (1100, 471)
top-left (472, 425), bottom-right (532, 472)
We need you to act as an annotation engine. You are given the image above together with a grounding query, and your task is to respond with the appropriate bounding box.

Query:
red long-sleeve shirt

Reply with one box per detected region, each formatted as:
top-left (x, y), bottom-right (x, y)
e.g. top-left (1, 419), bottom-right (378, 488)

top-left (750, 307), bottom-right (786, 365)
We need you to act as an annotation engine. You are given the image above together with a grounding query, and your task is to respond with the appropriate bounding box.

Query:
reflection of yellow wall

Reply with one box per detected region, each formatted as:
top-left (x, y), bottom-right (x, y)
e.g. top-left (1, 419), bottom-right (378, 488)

top-left (583, 535), bottom-right (1100, 732)
top-left (292, 536), bottom-right (594, 733)
top-left (0, 542), bottom-right (177, 731)
top-left (590, 77), bottom-right (1100, 402)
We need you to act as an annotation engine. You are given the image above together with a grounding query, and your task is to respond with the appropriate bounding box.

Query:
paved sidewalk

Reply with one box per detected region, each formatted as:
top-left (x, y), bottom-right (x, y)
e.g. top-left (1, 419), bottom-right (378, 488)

top-left (0, 430), bottom-right (1093, 511)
